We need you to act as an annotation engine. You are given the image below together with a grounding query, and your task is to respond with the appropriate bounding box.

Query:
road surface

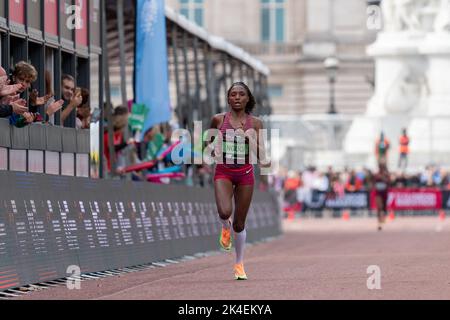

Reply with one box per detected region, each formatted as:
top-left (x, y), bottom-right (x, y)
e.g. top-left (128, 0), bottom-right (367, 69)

top-left (13, 216), bottom-right (450, 300)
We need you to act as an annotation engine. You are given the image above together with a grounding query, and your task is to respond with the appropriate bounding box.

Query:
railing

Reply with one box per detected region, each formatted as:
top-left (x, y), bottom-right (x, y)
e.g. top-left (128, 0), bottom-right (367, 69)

top-left (233, 42), bottom-right (302, 56)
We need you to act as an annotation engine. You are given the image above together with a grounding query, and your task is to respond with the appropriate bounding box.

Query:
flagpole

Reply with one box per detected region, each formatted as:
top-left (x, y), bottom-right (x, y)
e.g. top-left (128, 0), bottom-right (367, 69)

top-left (117, 0), bottom-right (133, 177)
top-left (102, 0), bottom-right (117, 176)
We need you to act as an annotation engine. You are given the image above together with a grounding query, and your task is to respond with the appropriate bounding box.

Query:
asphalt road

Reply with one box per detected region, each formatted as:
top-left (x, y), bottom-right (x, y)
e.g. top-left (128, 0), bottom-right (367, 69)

top-left (13, 216), bottom-right (450, 300)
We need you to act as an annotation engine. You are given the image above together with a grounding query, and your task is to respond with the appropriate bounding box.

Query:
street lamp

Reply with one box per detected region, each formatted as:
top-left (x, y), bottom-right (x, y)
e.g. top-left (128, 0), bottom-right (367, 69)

top-left (324, 56), bottom-right (339, 114)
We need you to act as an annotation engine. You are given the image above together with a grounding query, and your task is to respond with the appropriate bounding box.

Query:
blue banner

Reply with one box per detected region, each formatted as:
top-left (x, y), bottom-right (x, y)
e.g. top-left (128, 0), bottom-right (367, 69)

top-left (135, 0), bottom-right (171, 139)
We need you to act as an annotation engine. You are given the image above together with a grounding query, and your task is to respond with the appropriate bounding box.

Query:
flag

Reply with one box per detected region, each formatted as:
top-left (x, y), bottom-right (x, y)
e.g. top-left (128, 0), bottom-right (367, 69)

top-left (128, 102), bottom-right (149, 132)
top-left (135, 0), bottom-right (171, 139)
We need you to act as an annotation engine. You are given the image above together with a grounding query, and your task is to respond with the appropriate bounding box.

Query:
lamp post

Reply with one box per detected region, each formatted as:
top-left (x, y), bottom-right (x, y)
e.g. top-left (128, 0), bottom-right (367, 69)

top-left (324, 56), bottom-right (339, 114)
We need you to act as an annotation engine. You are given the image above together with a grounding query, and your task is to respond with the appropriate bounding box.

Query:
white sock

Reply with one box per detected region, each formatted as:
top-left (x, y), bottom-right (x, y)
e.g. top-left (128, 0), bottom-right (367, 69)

top-left (234, 229), bottom-right (246, 264)
top-left (220, 218), bottom-right (231, 229)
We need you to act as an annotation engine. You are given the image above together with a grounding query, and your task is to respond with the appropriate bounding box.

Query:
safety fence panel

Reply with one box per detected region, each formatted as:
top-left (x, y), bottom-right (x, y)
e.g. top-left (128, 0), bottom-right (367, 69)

top-left (301, 189), bottom-right (448, 211)
top-left (0, 171), bottom-right (281, 291)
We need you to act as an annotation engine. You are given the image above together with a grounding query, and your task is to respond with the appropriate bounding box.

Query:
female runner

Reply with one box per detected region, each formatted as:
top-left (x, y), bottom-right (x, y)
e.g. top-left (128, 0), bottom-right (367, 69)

top-left (208, 82), bottom-right (269, 280)
top-left (373, 162), bottom-right (390, 231)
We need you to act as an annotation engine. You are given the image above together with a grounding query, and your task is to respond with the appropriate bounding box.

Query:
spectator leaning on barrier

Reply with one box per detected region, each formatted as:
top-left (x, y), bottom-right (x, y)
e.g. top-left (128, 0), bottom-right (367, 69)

top-left (76, 87), bottom-right (90, 129)
top-left (0, 66), bottom-right (28, 117)
top-left (3, 62), bottom-right (63, 127)
top-left (60, 74), bottom-right (83, 126)
top-left (9, 61), bottom-right (42, 126)
top-left (42, 70), bottom-right (64, 124)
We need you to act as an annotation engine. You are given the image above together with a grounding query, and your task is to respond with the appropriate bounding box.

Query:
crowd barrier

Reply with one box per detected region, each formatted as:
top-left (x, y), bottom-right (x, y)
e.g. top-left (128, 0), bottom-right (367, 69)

top-left (0, 171), bottom-right (281, 291)
top-left (0, 119), bottom-right (90, 176)
top-left (300, 188), bottom-right (450, 211)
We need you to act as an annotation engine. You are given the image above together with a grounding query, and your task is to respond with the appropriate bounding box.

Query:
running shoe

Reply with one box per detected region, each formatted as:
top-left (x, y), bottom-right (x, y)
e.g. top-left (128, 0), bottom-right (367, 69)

top-left (219, 226), bottom-right (232, 251)
top-left (234, 263), bottom-right (248, 280)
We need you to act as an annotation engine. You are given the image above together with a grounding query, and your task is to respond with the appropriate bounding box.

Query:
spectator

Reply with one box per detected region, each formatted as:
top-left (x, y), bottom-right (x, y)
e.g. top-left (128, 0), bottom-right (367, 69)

top-left (9, 61), bottom-right (41, 125)
top-left (3, 62), bottom-right (63, 125)
top-left (43, 70), bottom-right (64, 124)
top-left (60, 74), bottom-right (83, 126)
top-left (103, 105), bottom-right (133, 174)
top-left (398, 128), bottom-right (410, 170)
top-left (0, 66), bottom-right (27, 117)
top-left (312, 172), bottom-right (329, 192)
top-left (441, 169), bottom-right (450, 189)
top-left (394, 171), bottom-right (408, 188)
top-left (331, 172), bottom-right (345, 198)
top-left (76, 87), bottom-right (90, 129)
top-left (345, 169), bottom-right (363, 192)
top-left (300, 167), bottom-right (316, 208)
top-left (362, 168), bottom-right (373, 190)
top-left (284, 170), bottom-right (301, 206)
top-left (139, 126), bottom-right (165, 162)
top-left (432, 166), bottom-right (442, 186)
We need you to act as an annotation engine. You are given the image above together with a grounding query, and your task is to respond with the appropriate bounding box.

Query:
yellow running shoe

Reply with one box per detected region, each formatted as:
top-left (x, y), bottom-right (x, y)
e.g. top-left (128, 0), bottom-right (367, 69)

top-left (234, 263), bottom-right (248, 280)
top-left (219, 227), bottom-right (232, 251)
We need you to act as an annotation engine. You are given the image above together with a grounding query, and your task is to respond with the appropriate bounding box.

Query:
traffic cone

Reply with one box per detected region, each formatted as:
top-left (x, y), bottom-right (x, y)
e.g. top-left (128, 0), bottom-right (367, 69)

top-left (439, 210), bottom-right (446, 221)
top-left (387, 210), bottom-right (395, 222)
top-left (287, 210), bottom-right (295, 221)
top-left (342, 210), bottom-right (350, 221)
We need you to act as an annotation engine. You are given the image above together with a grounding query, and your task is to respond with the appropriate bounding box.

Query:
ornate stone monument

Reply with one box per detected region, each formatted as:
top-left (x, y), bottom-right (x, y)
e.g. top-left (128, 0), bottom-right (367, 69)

top-left (344, 0), bottom-right (450, 170)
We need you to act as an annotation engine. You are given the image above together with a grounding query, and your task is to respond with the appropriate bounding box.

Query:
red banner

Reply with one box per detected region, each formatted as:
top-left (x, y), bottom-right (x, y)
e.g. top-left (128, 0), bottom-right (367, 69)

top-left (75, 0), bottom-right (88, 46)
top-left (370, 188), bottom-right (442, 210)
top-left (44, 0), bottom-right (58, 35)
top-left (9, 0), bottom-right (24, 24)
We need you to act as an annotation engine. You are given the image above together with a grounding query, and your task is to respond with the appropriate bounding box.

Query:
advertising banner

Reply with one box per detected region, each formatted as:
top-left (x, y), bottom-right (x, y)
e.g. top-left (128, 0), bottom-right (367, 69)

top-left (0, 171), bottom-right (281, 291)
top-left (370, 188), bottom-right (442, 210)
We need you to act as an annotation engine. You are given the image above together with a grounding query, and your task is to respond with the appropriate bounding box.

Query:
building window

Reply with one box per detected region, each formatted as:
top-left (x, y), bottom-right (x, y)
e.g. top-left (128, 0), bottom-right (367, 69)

top-left (179, 0), bottom-right (204, 27)
top-left (261, 0), bottom-right (285, 42)
top-left (268, 85), bottom-right (283, 98)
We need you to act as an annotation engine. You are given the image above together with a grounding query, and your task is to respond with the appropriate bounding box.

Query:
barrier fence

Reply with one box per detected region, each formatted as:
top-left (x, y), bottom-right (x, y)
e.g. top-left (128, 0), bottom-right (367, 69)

top-left (282, 189), bottom-right (450, 220)
top-left (299, 189), bottom-right (450, 211)
top-left (0, 171), bottom-right (281, 291)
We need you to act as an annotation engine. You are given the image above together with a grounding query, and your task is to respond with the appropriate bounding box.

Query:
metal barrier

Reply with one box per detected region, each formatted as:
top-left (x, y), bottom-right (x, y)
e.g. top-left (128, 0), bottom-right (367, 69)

top-left (0, 119), bottom-right (90, 177)
top-left (0, 171), bottom-right (282, 291)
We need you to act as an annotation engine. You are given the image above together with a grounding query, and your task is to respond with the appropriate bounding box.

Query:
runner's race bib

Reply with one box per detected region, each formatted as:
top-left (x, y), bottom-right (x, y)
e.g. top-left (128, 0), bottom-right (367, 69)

top-left (222, 139), bottom-right (249, 163)
top-left (375, 182), bottom-right (387, 191)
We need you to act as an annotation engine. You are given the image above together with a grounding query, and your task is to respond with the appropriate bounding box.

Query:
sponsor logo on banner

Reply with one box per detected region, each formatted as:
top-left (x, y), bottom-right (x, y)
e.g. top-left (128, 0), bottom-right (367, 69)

top-left (326, 192), bottom-right (368, 209)
top-left (370, 189), bottom-right (442, 210)
top-left (305, 191), bottom-right (369, 210)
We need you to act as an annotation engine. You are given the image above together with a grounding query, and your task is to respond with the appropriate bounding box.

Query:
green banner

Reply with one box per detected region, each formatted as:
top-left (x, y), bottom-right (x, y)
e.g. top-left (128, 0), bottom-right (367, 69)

top-left (129, 103), bottom-right (149, 132)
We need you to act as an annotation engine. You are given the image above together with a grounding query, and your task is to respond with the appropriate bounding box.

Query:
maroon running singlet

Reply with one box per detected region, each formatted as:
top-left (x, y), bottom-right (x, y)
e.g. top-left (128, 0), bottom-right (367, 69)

top-left (214, 112), bottom-right (254, 186)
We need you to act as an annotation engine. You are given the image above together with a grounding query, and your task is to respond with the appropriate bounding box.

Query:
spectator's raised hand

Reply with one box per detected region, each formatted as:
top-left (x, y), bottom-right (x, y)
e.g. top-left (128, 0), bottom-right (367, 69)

top-left (11, 99), bottom-right (28, 114)
top-left (0, 83), bottom-right (24, 96)
top-left (30, 89), bottom-right (53, 106)
top-left (46, 99), bottom-right (64, 117)
top-left (70, 88), bottom-right (83, 108)
top-left (0, 94), bottom-right (20, 105)
top-left (22, 112), bottom-right (35, 124)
